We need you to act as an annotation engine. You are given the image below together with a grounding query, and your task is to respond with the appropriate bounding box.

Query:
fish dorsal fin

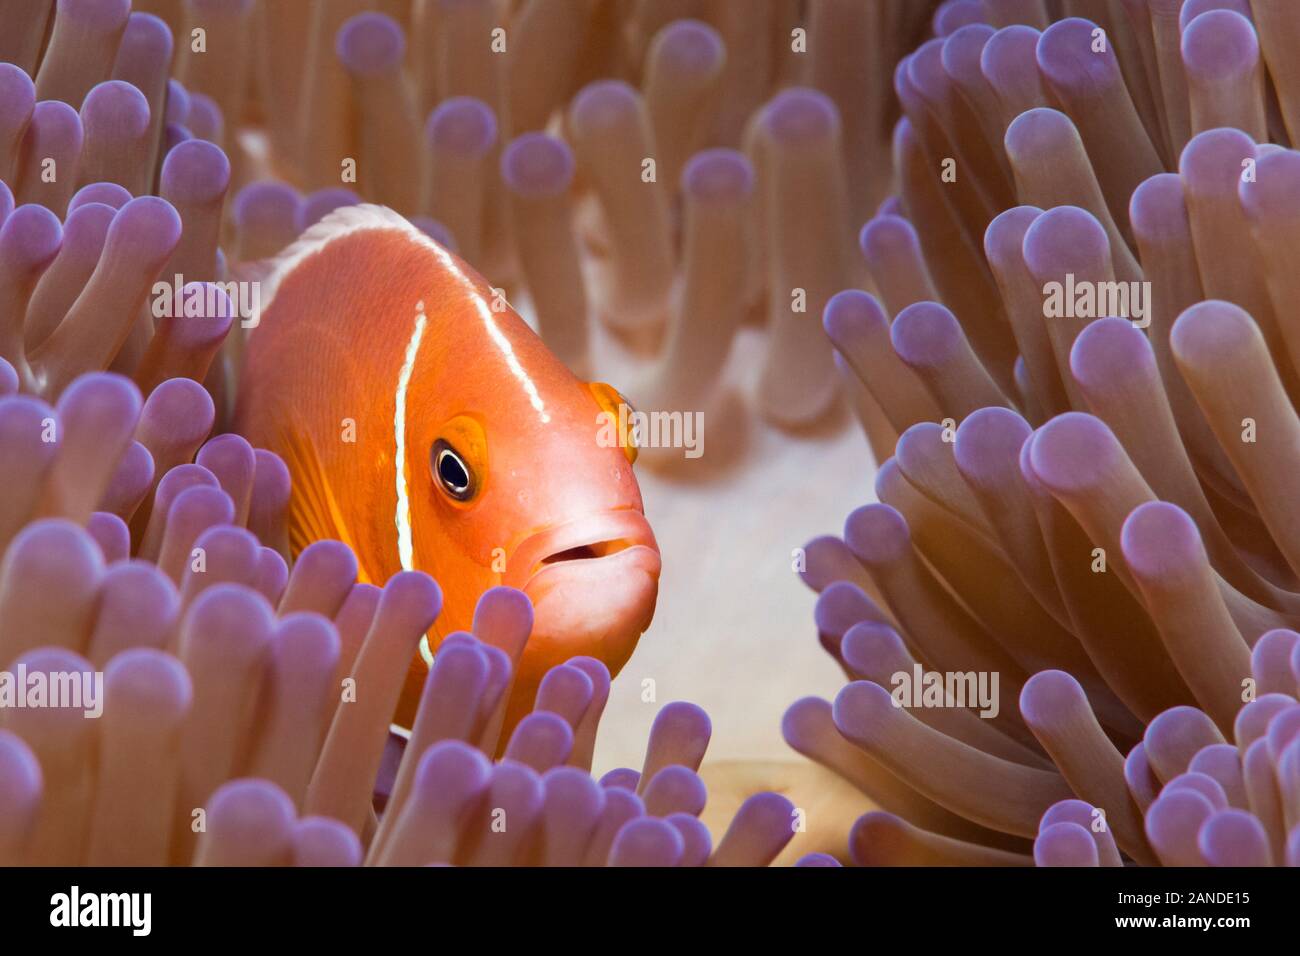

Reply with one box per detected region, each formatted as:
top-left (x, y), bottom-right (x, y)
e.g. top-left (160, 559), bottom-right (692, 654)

top-left (277, 425), bottom-right (372, 585)
top-left (253, 205), bottom-right (438, 327)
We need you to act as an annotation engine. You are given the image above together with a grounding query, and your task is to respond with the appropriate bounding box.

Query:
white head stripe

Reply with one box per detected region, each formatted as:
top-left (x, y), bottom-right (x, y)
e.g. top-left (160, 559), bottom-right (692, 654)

top-left (257, 204), bottom-right (550, 425)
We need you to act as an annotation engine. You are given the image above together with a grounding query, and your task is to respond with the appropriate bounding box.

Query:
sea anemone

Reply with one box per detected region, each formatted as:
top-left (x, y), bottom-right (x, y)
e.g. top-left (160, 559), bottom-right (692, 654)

top-left (792, 1), bottom-right (1300, 865)
top-left (0, 362), bottom-right (804, 866)
top-left (5, 0), bottom-right (941, 865)
top-left (1, 0), bottom-right (971, 869)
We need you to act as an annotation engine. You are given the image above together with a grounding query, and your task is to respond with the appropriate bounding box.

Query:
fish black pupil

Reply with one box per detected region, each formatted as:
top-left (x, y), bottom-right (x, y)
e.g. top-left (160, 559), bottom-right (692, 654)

top-left (438, 448), bottom-right (469, 494)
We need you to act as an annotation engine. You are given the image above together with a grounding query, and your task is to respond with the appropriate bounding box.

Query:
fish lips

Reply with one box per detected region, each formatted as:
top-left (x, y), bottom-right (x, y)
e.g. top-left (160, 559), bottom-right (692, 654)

top-left (510, 510), bottom-right (662, 670)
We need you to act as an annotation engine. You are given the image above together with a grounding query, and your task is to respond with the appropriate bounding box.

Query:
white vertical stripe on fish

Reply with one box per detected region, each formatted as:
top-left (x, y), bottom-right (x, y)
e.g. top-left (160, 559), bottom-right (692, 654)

top-left (395, 300), bottom-right (428, 573)
top-left (394, 300), bottom-right (434, 666)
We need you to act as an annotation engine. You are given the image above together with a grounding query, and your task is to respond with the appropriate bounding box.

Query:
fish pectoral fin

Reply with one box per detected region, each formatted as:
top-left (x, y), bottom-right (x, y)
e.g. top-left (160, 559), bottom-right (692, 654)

top-left (277, 426), bottom-right (371, 584)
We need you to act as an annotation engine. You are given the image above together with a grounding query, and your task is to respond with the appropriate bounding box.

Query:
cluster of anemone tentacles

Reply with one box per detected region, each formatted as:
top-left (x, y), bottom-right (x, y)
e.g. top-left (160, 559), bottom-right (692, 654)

top-left (791, 0), bottom-right (1300, 867)
top-left (0, 0), bottom-right (843, 867)
top-left (0, 360), bottom-right (814, 867)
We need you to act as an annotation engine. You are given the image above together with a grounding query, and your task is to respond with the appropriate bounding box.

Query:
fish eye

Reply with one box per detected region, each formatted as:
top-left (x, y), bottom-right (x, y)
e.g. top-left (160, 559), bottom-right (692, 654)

top-left (431, 439), bottom-right (475, 501)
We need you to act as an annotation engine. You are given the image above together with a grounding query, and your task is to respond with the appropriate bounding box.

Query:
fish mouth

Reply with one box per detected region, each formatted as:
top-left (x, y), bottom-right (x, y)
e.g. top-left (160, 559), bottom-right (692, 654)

top-left (508, 510), bottom-right (661, 587)
top-left (507, 510), bottom-right (661, 675)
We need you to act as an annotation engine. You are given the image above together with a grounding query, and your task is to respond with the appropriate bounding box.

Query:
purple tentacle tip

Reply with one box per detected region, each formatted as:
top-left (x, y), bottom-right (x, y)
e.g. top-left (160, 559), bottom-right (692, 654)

top-left (654, 20), bottom-right (724, 76)
top-left (336, 12), bottom-right (406, 76)
top-left (425, 97), bottom-right (497, 157)
top-left (161, 138), bottom-right (231, 205)
top-left (2, 204), bottom-right (63, 270)
top-left (570, 80), bottom-right (639, 132)
top-left (682, 148), bottom-right (753, 201)
top-left (763, 87), bottom-right (839, 144)
top-left (501, 133), bottom-right (574, 199)
top-left (81, 80), bottom-right (150, 140)
top-left (607, 817), bottom-right (684, 867)
top-left (1034, 821), bottom-right (1099, 866)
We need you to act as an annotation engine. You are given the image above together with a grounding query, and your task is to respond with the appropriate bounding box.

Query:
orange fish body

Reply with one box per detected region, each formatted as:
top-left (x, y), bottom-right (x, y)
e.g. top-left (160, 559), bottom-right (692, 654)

top-left (234, 205), bottom-right (660, 736)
